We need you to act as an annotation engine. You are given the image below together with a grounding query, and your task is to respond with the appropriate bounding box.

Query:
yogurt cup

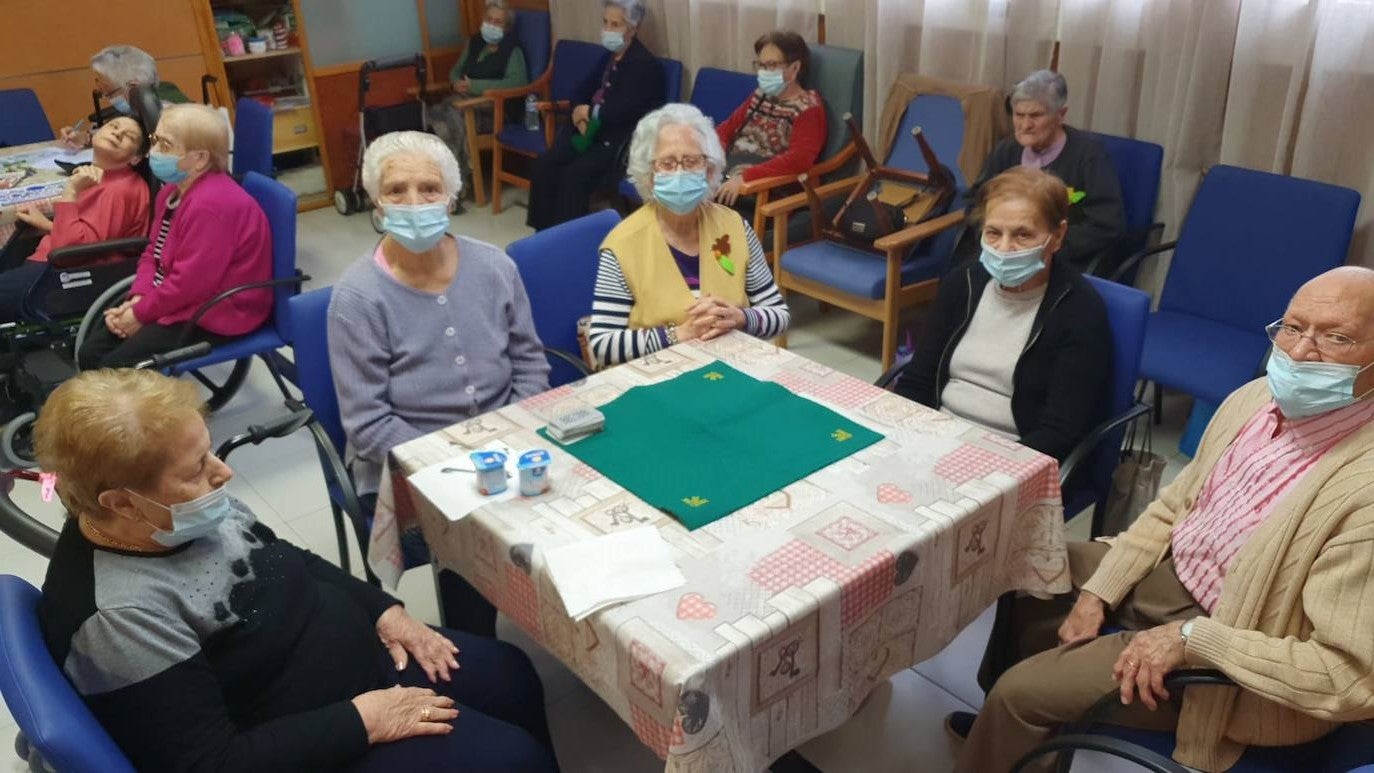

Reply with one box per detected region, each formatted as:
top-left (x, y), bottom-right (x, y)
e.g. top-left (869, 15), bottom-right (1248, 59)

top-left (470, 450), bottom-right (508, 495)
top-left (517, 449), bottom-right (551, 496)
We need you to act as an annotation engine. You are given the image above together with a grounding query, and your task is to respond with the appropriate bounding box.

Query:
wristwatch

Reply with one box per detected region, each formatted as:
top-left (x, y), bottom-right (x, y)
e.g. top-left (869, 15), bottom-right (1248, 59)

top-left (1180, 618), bottom-right (1196, 645)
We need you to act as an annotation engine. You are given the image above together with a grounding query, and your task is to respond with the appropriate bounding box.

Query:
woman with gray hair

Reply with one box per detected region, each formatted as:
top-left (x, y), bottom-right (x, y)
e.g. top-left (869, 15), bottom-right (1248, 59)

top-left (328, 131), bottom-right (549, 636)
top-left (526, 0), bottom-right (664, 230)
top-left (60, 45), bottom-right (188, 149)
top-left (970, 69), bottom-right (1125, 273)
top-left (587, 103), bottom-right (789, 366)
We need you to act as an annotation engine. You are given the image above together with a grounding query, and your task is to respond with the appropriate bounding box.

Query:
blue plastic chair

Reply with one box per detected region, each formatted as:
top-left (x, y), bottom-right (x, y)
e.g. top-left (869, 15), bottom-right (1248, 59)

top-left (0, 575), bottom-right (136, 773)
top-left (506, 209), bottom-right (620, 386)
top-left (0, 89), bottom-right (54, 147)
top-left (231, 98), bottom-right (274, 179)
top-left (1087, 131), bottom-right (1163, 282)
top-left (1112, 165), bottom-right (1361, 411)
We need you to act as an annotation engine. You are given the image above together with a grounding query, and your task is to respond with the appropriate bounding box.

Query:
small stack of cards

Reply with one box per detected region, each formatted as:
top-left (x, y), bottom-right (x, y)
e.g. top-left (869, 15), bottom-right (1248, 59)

top-left (547, 407), bottom-right (605, 443)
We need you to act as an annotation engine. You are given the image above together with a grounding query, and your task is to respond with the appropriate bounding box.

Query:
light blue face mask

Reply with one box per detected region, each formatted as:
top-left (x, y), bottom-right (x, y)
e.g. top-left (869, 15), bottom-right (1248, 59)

top-left (382, 202), bottom-right (450, 253)
top-left (601, 29), bottom-right (626, 52)
top-left (979, 239), bottom-right (1048, 288)
top-left (654, 171), bottom-right (709, 215)
top-left (127, 485), bottom-right (233, 548)
top-left (111, 95), bottom-right (132, 115)
top-left (481, 22), bottom-right (504, 44)
top-left (1265, 347), bottom-right (1374, 419)
top-left (757, 69), bottom-right (786, 97)
top-left (148, 152), bottom-right (189, 184)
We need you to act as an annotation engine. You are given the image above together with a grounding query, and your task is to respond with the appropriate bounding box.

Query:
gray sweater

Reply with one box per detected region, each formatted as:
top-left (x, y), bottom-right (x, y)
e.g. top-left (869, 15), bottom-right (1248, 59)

top-left (327, 235), bottom-right (550, 494)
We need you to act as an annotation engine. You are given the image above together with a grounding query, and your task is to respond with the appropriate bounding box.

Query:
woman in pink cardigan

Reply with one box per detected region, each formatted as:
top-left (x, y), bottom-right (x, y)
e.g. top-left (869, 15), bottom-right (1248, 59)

top-left (78, 104), bottom-right (272, 369)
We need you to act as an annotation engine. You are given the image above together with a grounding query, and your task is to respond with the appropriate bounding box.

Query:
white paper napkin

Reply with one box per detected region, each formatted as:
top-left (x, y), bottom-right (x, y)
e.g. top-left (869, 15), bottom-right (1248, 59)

top-left (407, 445), bottom-right (519, 523)
top-left (542, 527), bottom-right (687, 621)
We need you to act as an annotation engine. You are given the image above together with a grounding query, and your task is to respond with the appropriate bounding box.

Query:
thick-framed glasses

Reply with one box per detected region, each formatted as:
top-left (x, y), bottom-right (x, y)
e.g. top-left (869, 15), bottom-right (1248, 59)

top-left (752, 59), bottom-right (789, 72)
top-left (1265, 319), bottom-right (1371, 358)
top-left (653, 154), bottom-right (707, 173)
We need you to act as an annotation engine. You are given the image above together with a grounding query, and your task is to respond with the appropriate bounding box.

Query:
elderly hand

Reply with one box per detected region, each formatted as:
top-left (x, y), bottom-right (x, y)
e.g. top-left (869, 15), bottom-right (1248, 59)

top-left (1113, 620), bottom-right (1187, 711)
top-left (453, 77), bottom-right (471, 96)
top-left (62, 166), bottom-right (103, 202)
top-left (104, 304), bottom-right (142, 339)
top-left (572, 104), bottom-right (591, 133)
top-left (715, 176), bottom-right (746, 206)
top-left (376, 605), bottom-right (461, 683)
top-left (1057, 591), bottom-right (1106, 646)
top-left (687, 295), bottom-right (747, 341)
top-left (14, 205), bottom-right (53, 232)
top-left (351, 685), bottom-right (458, 744)
top-left (58, 125), bottom-right (91, 150)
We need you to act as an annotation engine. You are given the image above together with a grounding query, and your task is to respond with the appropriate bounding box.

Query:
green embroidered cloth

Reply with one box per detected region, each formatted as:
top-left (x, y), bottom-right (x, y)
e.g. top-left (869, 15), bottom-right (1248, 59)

top-left (541, 361), bottom-right (883, 529)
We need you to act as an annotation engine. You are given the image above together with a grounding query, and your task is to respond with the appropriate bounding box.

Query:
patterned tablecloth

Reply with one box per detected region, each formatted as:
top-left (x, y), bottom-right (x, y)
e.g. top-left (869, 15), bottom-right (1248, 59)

top-left (0, 141), bottom-right (71, 246)
top-left (371, 332), bottom-right (1070, 772)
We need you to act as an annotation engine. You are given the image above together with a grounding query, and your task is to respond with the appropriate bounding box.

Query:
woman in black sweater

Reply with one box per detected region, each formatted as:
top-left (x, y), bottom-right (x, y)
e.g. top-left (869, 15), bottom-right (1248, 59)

top-left (35, 369), bottom-right (559, 773)
top-left (526, 0), bottom-right (665, 230)
top-left (896, 167), bottom-right (1113, 463)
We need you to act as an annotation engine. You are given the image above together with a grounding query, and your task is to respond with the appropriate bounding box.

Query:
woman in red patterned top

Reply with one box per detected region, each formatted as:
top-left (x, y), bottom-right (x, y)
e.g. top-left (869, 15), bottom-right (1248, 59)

top-left (713, 31), bottom-right (827, 206)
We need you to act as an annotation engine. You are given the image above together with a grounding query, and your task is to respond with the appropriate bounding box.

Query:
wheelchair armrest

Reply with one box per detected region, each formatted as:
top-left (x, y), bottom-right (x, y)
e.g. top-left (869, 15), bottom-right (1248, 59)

top-left (133, 342), bottom-right (212, 370)
top-left (0, 476), bottom-right (58, 559)
top-left (216, 408), bottom-right (316, 461)
top-left (1011, 733), bottom-right (1190, 773)
top-left (1109, 239), bottom-right (1177, 283)
top-left (1058, 401), bottom-right (1151, 490)
top-left (178, 274), bottom-right (311, 347)
top-left (545, 346), bottom-right (591, 377)
top-left (47, 237), bottom-right (148, 269)
top-left (1163, 668), bottom-right (1232, 690)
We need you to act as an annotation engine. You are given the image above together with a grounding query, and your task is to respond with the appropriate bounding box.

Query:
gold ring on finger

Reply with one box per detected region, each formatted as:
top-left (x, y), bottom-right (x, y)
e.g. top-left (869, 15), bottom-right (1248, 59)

top-left (421, 707), bottom-right (431, 721)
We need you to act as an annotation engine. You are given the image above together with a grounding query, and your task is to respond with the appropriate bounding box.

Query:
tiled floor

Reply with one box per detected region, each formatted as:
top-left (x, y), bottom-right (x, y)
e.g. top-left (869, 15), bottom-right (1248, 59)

top-left (0, 191), bottom-right (1195, 772)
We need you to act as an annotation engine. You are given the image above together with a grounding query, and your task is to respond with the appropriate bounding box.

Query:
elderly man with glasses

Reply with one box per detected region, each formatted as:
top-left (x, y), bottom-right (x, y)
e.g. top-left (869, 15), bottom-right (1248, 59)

top-left (947, 265), bottom-right (1374, 773)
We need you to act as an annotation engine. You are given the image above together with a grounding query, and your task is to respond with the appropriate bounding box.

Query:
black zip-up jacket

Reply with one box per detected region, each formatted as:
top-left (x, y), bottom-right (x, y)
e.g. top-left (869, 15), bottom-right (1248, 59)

top-left (894, 259), bottom-right (1113, 462)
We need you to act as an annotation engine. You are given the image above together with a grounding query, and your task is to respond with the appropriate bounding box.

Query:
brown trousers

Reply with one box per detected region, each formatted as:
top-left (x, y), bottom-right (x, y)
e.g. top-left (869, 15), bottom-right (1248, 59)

top-left (954, 542), bottom-right (1206, 773)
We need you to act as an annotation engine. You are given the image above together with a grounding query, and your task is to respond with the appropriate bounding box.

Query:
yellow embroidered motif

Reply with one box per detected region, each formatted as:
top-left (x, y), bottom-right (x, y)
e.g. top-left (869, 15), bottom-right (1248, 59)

top-left (682, 496), bottom-right (710, 507)
top-left (832, 429), bottom-right (853, 442)
top-left (704, 372), bottom-right (725, 381)
top-left (1066, 187), bottom-right (1087, 205)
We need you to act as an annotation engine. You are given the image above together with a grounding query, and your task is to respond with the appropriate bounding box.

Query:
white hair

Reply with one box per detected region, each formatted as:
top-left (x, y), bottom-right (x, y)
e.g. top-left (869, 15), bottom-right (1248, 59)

top-left (604, 0), bottom-right (646, 28)
top-left (626, 104), bottom-right (726, 203)
top-left (485, 0), bottom-right (515, 30)
top-left (1010, 70), bottom-right (1068, 113)
top-left (361, 131), bottom-right (463, 202)
top-left (90, 45), bottom-right (158, 88)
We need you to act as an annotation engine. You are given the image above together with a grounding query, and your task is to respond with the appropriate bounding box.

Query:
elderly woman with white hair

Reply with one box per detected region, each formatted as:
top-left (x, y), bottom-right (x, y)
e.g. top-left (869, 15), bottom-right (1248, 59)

top-left (587, 103), bottom-right (790, 366)
top-left (971, 69), bottom-right (1125, 272)
top-left (77, 103), bottom-right (272, 370)
top-left (526, 0), bottom-right (664, 230)
top-left (328, 131), bottom-right (549, 636)
top-left (60, 44), bottom-right (187, 149)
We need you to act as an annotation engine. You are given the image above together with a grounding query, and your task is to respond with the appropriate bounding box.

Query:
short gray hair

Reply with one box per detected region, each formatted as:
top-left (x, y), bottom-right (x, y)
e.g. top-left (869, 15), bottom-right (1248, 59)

top-left (604, 0), bottom-right (646, 28)
top-left (361, 131), bottom-right (463, 202)
top-left (1010, 70), bottom-right (1068, 113)
top-left (626, 103), bottom-right (725, 202)
top-left (485, 0), bottom-right (516, 30)
top-left (90, 45), bottom-right (158, 88)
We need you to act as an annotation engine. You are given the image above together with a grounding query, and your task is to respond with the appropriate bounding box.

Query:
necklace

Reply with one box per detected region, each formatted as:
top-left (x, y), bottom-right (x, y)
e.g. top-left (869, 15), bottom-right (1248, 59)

top-left (82, 519), bottom-right (146, 552)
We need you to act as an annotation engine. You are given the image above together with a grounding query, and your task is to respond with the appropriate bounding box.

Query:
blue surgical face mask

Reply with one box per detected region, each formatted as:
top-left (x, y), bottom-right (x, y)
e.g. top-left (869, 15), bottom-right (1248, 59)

top-left (481, 22), bottom-right (504, 44)
top-left (1265, 347), bottom-right (1374, 419)
top-left (654, 171), bottom-right (709, 215)
top-left (980, 239), bottom-right (1048, 288)
top-left (757, 69), bottom-right (786, 97)
top-left (127, 485), bottom-right (233, 547)
top-left (111, 95), bottom-right (132, 114)
top-left (148, 152), bottom-right (189, 184)
top-left (382, 202), bottom-right (450, 253)
top-left (601, 29), bottom-right (626, 52)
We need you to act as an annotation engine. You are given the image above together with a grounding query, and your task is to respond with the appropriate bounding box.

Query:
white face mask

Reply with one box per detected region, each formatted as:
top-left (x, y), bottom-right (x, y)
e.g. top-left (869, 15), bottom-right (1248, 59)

top-left (126, 485), bottom-right (233, 547)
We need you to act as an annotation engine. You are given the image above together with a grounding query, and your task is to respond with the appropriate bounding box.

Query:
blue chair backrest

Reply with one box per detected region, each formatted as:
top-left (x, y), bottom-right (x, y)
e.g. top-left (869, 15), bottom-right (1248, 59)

top-left (803, 44), bottom-right (864, 162)
top-left (550, 40), bottom-right (607, 105)
top-left (888, 93), bottom-right (968, 189)
top-left (240, 172), bottom-right (298, 340)
top-left (660, 58), bottom-right (684, 103)
top-left (506, 209), bottom-right (621, 386)
top-left (232, 98), bottom-right (274, 180)
top-left (1088, 132), bottom-right (1162, 243)
top-left (288, 287), bottom-right (347, 454)
top-left (1083, 275), bottom-right (1151, 500)
top-left (513, 11), bottom-right (552, 80)
top-left (0, 575), bottom-right (136, 773)
top-left (0, 89), bottom-right (54, 147)
top-left (690, 67), bottom-right (757, 126)
top-left (1159, 165), bottom-right (1360, 333)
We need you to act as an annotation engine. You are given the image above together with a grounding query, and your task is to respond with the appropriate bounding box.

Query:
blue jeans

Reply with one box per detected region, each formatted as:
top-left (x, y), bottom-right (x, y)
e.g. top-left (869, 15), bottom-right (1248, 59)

top-left (0, 261), bottom-right (47, 322)
top-left (343, 627), bottom-right (559, 772)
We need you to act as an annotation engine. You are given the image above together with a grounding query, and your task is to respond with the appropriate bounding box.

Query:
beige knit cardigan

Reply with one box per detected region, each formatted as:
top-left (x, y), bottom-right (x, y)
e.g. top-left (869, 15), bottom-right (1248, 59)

top-left (1081, 379), bottom-right (1374, 771)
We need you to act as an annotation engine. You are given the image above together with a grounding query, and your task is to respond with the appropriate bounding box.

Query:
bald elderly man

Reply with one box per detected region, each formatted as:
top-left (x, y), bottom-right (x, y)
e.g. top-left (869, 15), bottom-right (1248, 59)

top-left (948, 266), bottom-right (1374, 773)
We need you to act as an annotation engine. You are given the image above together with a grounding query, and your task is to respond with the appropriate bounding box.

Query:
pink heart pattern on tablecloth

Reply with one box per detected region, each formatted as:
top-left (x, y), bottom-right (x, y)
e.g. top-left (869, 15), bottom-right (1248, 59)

top-left (876, 483), bottom-right (913, 504)
top-left (676, 593), bottom-right (718, 620)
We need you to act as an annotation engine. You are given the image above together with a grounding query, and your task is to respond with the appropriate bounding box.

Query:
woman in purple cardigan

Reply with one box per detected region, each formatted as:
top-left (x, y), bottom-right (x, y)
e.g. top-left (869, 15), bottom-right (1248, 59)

top-left (78, 104), bottom-right (272, 369)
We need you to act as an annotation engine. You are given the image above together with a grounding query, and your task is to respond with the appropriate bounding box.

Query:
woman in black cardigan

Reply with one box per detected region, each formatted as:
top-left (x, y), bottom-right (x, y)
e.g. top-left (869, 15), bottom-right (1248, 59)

top-left (526, 0), bottom-right (664, 230)
top-left (895, 167), bottom-right (1113, 463)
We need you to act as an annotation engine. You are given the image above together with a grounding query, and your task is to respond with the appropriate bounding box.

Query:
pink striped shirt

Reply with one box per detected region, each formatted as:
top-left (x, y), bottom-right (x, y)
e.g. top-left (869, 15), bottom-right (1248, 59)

top-left (1172, 398), bottom-right (1374, 613)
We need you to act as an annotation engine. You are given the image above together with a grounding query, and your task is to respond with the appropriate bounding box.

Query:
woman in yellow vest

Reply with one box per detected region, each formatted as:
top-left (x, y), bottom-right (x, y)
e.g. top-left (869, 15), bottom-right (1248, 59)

top-left (588, 103), bottom-right (790, 366)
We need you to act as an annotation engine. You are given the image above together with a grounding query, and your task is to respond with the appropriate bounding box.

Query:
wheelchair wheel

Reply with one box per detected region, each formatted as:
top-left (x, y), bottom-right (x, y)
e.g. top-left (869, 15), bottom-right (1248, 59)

top-left (334, 188), bottom-right (358, 215)
top-left (189, 359), bottom-right (252, 412)
top-left (74, 275), bottom-right (137, 370)
top-left (1, 412), bottom-right (38, 470)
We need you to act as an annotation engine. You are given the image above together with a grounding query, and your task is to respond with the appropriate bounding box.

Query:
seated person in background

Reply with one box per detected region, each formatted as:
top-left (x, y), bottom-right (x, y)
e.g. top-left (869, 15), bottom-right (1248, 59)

top-left (949, 266), bottom-right (1374, 773)
top-left (77, 104), bottom-right (272, 370)
top-left (589, 104), bottom-right (790, 366)
top-left (895, 166), bottom-right (1112, 463)
top-left (526, 0), bottom-right (664, 231)
top-left (429, 0), bottom-right (528, 200)
top-left (970, 70), bottom-right (1124, 272)
top-left (328, 131), bottom-right (549, 636)
top-left (712, 30), bottom-right (826, 207)
top-left (60, 45), bottom-right (187, 149)
top-left (35, 369), bottom-right (558, 773)
top-left (0, 117), bottom-right (151, 322)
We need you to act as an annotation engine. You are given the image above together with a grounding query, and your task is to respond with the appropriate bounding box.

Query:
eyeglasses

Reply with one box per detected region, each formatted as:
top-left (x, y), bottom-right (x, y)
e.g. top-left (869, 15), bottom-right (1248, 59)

top-left (148, 134), bottom-right (182, 154)
top-left (752, 59), bottom-right (789, 72)
top-left (1265, 319), bottom-right (1372, 358)
top-left (652, 154), bottom-right (708, 173)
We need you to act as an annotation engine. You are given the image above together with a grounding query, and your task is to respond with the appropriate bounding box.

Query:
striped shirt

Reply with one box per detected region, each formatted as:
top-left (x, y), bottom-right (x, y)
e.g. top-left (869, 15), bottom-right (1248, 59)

top-left (588, 217), bottom-right (790, 366)
top-left (150, 194), bottom-right (180, 287)
top-left (1172, 398), bottom-right (1374, 613)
